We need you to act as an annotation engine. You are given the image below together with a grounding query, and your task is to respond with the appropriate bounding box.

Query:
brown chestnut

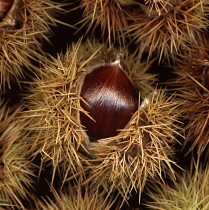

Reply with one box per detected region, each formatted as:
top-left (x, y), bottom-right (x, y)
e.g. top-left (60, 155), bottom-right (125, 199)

top-left (0, 0), bottom-right (14, 21)
top-left (80, 61), bottom-right (139, 141)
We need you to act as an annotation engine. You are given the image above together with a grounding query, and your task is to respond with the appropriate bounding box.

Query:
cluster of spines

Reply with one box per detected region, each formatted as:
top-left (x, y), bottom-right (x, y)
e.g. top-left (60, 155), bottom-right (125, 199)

top-left (33, 183), bottom-right (119, 210)
top-left (145, 157), bottom-right (209, 209)
top-left (0, 101), bottom-right (35, 209)
top-left (76, 0), bottom-right (209, 62)
top-left (0, 0), bottom-right (68, 89)
top-left (20, 39), bottom-right (183, 208)
top-left (165, 44), bottom-right (209, 157)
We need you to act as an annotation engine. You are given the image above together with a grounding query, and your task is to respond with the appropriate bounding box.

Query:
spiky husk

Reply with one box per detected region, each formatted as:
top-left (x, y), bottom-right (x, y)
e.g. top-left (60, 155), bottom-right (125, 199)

top-left (126, 0), bottom-right (209, 62)
top-left (145, 157), bottom-right (209, 210)
top-left (21, 39), bottom-right (156, 187)
top-left (74, 89), bottom-right (182, 204)
top-left (0, 0), bottom-right (67, 89)
top-left (168, 45), bottom-right (209, 156)
top-left (0, 101), bottom-right (35, 209)
top-left (77, 0), bottom-right (140, 46)
top-left (33, 183), bottom-right (119, 210)
top-left (21, 39), bottom-right (182, 205)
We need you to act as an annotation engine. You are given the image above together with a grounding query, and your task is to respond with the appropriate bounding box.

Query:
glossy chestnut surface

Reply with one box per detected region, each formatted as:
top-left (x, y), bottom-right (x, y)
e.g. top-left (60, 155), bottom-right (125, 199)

top-left (0, 0), bottom-right (14, 20)
top-left (80, 62), bottom-right (139, 141)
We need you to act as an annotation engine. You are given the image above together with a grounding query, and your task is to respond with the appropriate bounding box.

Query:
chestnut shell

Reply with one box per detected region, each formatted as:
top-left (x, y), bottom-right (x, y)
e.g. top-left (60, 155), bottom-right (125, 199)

top-left (80, 62), bottom-right (139, 141)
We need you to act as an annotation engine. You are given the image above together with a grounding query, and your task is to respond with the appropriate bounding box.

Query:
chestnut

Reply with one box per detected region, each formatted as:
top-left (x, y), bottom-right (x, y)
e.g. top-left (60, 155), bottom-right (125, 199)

top-left (80, 60), bottom-right (139, 141)
top-left (0, 0), bottom-right (14, 21)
